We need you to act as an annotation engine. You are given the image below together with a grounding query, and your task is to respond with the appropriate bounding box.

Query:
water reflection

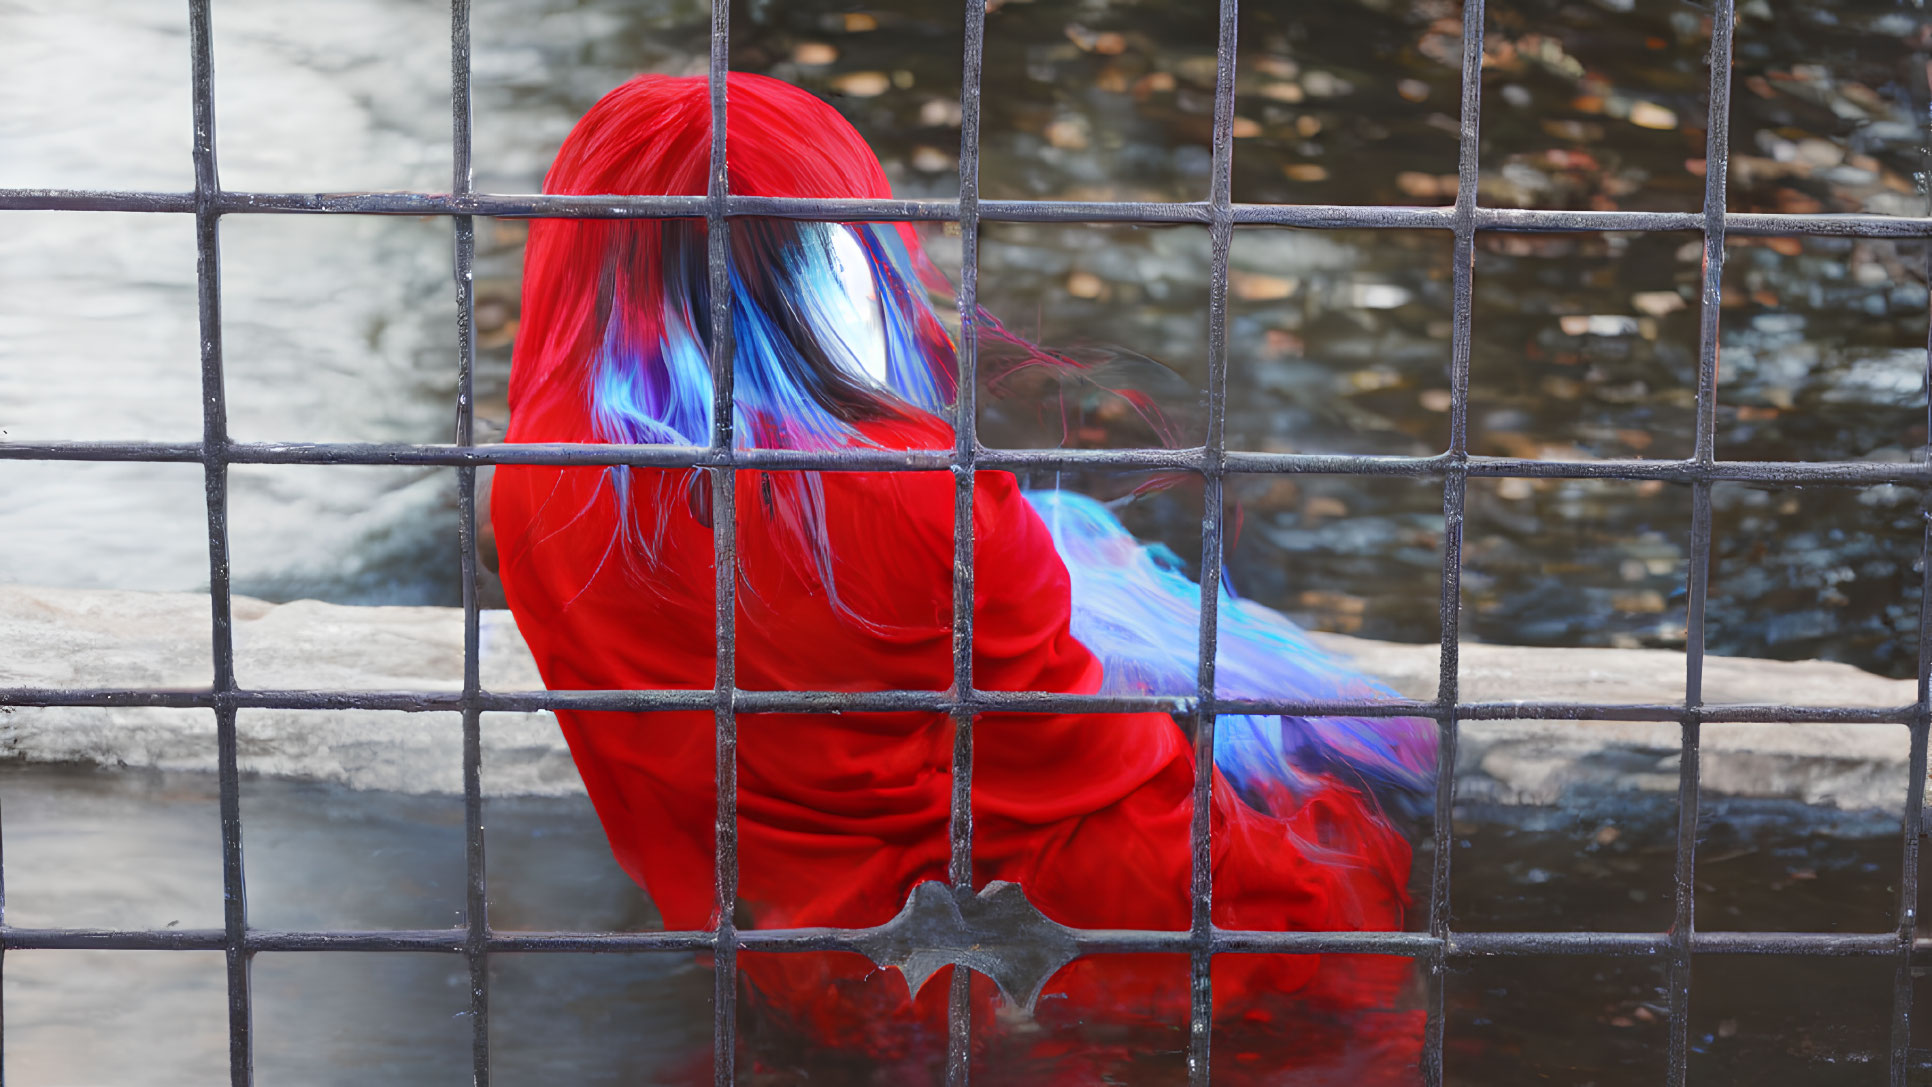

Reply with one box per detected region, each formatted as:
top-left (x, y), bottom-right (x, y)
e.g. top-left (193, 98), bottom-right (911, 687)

top-left (2, 763), bottom-right (1915, 1084)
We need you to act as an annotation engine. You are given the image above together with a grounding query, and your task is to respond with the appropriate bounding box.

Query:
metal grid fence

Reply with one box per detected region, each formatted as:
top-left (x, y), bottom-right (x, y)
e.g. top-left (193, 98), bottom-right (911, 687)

top-left (2, 0), bottom-right (1931, 1083)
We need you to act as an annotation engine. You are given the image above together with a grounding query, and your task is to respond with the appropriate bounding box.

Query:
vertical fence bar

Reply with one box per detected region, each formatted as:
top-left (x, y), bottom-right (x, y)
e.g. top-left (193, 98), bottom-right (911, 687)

top-left (1667, 5), bottom-right (1734, 1082)
top-left (946, 0), bottom-right (990, 1082)
top-left (448, 1), bottom-right (489, 1083)
top-left (1186, 1), bottom-right (1239, 1083)
top-left (2, 3), bottom-right (1925, 1083)
top-left (1892, 75), bottom-right (1932, 1078)
top-left (186, 1), bottom-right (251, 1083)
top-left (1422, 1), bottom-right (1485, 1083)
top-left (1, 792), bottom-right (6, 1087)
top-left (704, 6), bottom-right (740, 1083)
top-left (1896, 505), bottom-right (1930, 1083)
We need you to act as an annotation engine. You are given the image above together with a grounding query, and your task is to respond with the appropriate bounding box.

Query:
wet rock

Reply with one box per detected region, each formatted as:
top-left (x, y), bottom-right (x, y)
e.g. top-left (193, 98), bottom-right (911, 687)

top-left (0, 585), bottom-right (571, 797)
top-left (1, 586), bottom-right (1915, 812)
top-left (1319, 632), bottom-right (1916, 812)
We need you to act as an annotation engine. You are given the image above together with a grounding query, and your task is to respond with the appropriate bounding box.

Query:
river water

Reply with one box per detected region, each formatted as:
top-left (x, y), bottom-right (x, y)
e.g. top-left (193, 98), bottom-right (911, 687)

top-left (5, 0), bottom-right (1929, 673)
top-left (4, 0), bottom-right (1932, 1082)
top-left (1, 762), bottom-right (1919, 1086)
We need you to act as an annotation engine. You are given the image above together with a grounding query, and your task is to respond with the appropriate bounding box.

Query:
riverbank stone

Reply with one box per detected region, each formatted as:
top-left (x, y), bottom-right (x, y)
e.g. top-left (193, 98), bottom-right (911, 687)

top-left (1, 585), bottom-right (1915, 811)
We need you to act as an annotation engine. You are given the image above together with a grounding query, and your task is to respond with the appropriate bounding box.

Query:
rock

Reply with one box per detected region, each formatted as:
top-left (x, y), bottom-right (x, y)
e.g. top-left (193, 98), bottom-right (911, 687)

top-left (0, 585), bottom-right (572, 797)
top-left (0, 586), bottom-right (1917, 811)
top-left (1307, 632), bottom-right (1916, 812)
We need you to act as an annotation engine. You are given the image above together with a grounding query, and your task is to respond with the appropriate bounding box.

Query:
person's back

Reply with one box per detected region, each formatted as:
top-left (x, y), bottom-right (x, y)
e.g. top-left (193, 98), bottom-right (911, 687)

top-left (493, 70), bottom-right (1426, 1076)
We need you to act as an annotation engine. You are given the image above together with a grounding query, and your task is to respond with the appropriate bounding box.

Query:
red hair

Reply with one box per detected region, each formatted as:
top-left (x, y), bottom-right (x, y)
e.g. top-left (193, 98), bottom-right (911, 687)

top-left (510, 72), bottom-right (935, 419)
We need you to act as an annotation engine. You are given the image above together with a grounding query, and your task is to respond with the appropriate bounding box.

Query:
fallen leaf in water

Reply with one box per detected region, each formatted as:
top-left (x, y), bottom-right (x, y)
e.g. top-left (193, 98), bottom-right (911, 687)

top-left (1231, 116), bottom-right (1262, 138)
top-left (1349, 283), bottom-right (1411, 309)
top-left (1542, 119), bottom-right (1605, 142)
top-left (1302, 497), bottom-right (1352, 520)
top-left (1066, 271), bottom-right (1105, 299)
top-left (1775, 188), bottom-right (1824, 214)
top-left (1397, 79), bottom-right (1430, 102)
top-left (920, 98), bottom-right (962, 127)
top-left (1631, 291), bottom-right (1686, 317)
top-left (1252, 55), bottom-right (1298, 80)
top-left (1259, 81), bottom-right (1304, 103)
top-left (1628, 101), bottom-right (1676, 129)
top-left (792, 42), bottom-right (838, 66)
top-left (1794, 138), bottom-right (1843, 169)
top-left (832, 71), bottom-right (890, 97)
top-left (1263, 328), bottom-right (1303, 357)
top-left (1541, 375), bottom-right (1583, 399)
top-left (1132, 71), bottom-right (1176, 99)
top-left (910, 146), bottom-right (956, 173)
top-left (1396, 171), bottom-right (1441, 199)
top-left (1282, 163), bottom-right (1328, 182)
top-left (1559, 314), bottom-right (1639, 336)
top-left (844, 12), bottom-right (878, 31)
top-left (1301, 70), bottom-right (1348, 97)
top-left (1045, 118), bottom-right (1090, 149)
top-left (1229, 270), bottom-right (1297, 300)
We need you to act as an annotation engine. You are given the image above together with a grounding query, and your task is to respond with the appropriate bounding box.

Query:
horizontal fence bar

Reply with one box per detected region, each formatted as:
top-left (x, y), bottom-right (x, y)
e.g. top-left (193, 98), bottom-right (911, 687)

top-left (6, 440), bottom-right (1931, 488)
top-left (6, 188), bottom-right (1932, 237)
top-left (0, 685), bottom-right (1911, 724)
top-left (1, 925), bottom-right (1913, 958)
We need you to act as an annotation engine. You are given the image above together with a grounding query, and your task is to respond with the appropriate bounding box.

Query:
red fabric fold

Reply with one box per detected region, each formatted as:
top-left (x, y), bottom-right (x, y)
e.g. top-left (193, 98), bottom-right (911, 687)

top-left (495, 414), bottom-right (1421, 1072)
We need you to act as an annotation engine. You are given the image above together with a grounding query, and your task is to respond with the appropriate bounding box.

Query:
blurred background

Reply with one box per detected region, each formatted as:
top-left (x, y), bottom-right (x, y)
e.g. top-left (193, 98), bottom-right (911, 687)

top-left (5, 0), bottom-right (1927, 675)
top-left (3, 0), bottom-right (1931, 1083)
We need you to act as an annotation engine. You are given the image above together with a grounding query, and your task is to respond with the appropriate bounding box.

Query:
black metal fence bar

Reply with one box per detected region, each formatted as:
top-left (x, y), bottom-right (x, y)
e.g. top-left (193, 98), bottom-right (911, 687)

top-left (8, 0), bottom-right (1932, 1083)
top-left (13, 922), bottom-right (1932, 958)
top-left (1186, 0), bottom-right (1240, 1079)
top-left (702, 7), bottom-right (741, 1082)
top-left (0, 687), bottom-right (1918, 725)
top-left (946, 1), bottom-right (989, 1082)
top-left (1891, 59), bottom-right (1932, 1083)
top-left (1896, 514), bottom-right (1931, 1083)
top-left (1420, 0), bottom-right (1484, 1082)
top-left (448, 1), bottom-right (490, 1083)
top-left (15, 441), bottom-right (1932, 489)
top-left (183, 1), bottom-right (252, 1083)
top-left (13, 185), bottom-right (1932, 239)
top-left (0, 923), bottom-right (1718, 954)
top-left (1666, 3), bottom-right (1737, 1082)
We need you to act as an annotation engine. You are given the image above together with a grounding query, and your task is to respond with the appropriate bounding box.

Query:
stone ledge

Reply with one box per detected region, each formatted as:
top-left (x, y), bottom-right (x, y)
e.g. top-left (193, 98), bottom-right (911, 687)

top-left (0, 585), bottom-right (1917, 810)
